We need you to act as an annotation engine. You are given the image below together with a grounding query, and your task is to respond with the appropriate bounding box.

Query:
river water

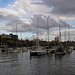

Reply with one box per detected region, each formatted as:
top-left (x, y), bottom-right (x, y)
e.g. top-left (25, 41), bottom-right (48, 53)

top-left (0, 50), bottom-right (75, 75)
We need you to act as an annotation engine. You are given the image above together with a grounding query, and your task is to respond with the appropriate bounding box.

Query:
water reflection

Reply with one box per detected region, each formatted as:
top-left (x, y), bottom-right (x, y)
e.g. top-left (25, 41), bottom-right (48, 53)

top-left (0, 50), bottom-right (75, 75)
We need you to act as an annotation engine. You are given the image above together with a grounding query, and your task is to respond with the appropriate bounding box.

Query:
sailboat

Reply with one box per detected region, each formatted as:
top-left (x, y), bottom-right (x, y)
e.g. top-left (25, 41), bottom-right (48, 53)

top-left (30, 18), bottom-right (47, 56)
top-left (20, 32), bottom-right (28, 52)
top-left (46, 17), bottom-right (55, 53)
top-left (55, 23), bottom-right (65, 55)
top-left (64, 25), bottom-right (72, 53)
top-left (10, 24), bottom-right (20, 53)
top-left (45, 17), bottom-right (50, 53)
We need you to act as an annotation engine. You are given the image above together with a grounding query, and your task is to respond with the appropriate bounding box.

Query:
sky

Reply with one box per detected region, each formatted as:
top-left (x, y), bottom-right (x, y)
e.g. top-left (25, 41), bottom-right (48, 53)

top-left (0, 0), bottom-right (75, 41)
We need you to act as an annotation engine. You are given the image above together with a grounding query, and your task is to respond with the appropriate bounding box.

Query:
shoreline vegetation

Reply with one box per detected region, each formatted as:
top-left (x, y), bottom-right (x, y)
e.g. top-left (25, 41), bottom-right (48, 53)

top-left (0, 37), bottom-right (75, 48)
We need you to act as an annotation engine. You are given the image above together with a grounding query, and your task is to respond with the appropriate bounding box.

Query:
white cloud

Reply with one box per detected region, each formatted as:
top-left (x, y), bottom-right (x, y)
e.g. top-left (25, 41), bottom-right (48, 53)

top-left (0, 0), bottom-right (75, 40)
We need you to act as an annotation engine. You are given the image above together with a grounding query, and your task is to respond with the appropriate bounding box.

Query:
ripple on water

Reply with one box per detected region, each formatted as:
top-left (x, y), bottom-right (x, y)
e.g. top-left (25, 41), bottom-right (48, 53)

top-left (0, 50), bottom-right (75, 75)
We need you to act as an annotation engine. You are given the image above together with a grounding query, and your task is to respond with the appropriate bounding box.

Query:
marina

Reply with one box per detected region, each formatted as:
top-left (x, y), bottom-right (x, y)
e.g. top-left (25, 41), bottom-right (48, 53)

top-left (0, 0), bottom-right (75, 75)
top-left (0, 48), bottom-right (75, 75)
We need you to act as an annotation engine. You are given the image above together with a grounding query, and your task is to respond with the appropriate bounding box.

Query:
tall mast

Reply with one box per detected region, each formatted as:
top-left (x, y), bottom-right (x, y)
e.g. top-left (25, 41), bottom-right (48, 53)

top-left (68, 25), bottom-right (70, 46)
top-left (16, 24), bottom-right (17, 35)
top-left (33, 35), bottom-right (34, 46)
top-left (68, 25), bottom-right (70, 41)
top-left (16, 24), bottom-right (17, 48)
top-left (20, 31), bottom-right (22, 43)
top-left (59, 23), bottom-right (61, 45)
top-left (47, 17), bottom-right (49, 47)
top-left (57, 16), bottom-right (61, 45)
top-left (20, 31), bottom-right (22, 40)
top-left (20, 32), bottom-right (23, 49)
top-left (65, 26), bottom-right (67, 46)
top-left (36, 18), bottom-right (39, 48)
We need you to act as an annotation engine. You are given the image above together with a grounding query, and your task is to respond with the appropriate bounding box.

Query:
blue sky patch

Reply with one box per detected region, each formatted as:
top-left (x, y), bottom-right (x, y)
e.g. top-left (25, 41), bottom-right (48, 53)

top-left (66, 20), bottom-right (75, 25)
top-left (1, 20), bottom-right (9, 24)
top-left (0, 0), bottom-right (15, 8)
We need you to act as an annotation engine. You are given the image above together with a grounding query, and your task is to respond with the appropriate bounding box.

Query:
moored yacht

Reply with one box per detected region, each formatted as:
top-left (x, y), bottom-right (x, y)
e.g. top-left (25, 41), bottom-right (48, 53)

top-left (30, 46), bottom-right (47, 56)
top-left (55, 45), bottom-right (65, 55)
top-left (30, 18), bottom-right (47, 56)
top-left (64, 46), bottom-right (72, 53)
top-left (0, 45), bottom-right (8, 52)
